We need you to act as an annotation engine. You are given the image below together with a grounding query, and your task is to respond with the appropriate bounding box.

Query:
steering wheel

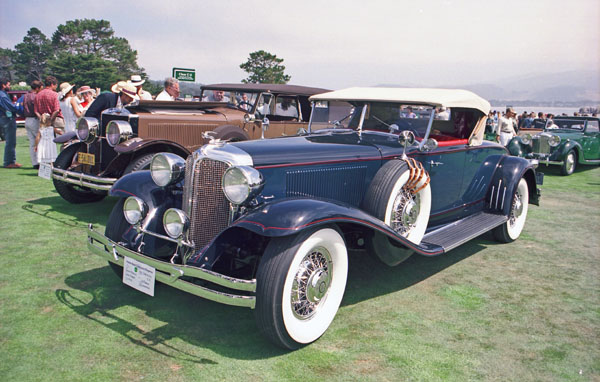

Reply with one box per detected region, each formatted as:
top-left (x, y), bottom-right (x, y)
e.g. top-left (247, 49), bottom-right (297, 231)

top-left (238, 101), bottom-right (253, 110)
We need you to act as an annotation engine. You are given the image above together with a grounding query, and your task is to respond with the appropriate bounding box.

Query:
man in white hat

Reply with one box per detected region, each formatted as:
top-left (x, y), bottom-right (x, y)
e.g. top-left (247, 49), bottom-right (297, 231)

top-left (129, 75), bottom-right (152, 100)
top-left (85, 81), bottom-right (139, 120)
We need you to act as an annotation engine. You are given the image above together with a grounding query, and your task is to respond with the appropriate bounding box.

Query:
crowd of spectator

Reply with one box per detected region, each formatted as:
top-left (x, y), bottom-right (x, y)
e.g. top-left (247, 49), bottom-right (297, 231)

top-left (0, 74), bottom-right (178, 169)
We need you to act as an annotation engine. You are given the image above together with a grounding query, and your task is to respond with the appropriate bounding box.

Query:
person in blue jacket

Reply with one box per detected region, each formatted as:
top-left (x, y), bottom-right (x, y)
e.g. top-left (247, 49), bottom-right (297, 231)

top-left (0, 78), bottom-right (21, 168)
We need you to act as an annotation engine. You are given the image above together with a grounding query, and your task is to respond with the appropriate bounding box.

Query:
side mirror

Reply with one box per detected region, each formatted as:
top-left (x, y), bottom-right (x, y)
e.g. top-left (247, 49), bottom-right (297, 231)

top-left (296, 127), bottom-right (308, 135)
top-left (389, 124), bottom-right (400, 134)
top-left (244, 113), bottom-right (256, 123)
top-left (421, 138), bottom-right (438, 152)
top-left (261, 117), bottom-right (270, 139)
top-left (398, 130), bottom-right (415, 146)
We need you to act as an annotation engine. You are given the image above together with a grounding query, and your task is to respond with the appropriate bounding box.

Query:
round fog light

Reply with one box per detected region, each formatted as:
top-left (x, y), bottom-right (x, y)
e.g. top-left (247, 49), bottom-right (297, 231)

top-left (123, 196), bottom-right (146, 225)
top-left (163, 208), bottom-right (189, 238)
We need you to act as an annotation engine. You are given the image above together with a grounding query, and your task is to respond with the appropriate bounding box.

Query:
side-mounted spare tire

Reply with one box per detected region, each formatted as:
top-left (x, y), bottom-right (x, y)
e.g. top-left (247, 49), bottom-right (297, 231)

top-left (361, 160), bottom-right (431, 266)
top-left (53, 143), bottom-right (107, 204)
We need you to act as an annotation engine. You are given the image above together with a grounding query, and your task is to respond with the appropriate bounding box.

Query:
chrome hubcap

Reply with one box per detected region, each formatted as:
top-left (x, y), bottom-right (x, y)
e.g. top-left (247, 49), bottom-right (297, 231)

top-left (566, 154), bottom-right (574, 172)
top-left (291, 247), bottom-right (332, 320)
top-left (391, 189), bottom-right (420, 235)
top-left (510, 192), bottom-right (523, 226)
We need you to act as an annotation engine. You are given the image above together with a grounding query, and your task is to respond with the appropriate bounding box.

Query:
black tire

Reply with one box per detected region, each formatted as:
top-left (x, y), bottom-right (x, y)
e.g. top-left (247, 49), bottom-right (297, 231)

top-left (53, 144), bottom-right (107, 204)
top-left (211, 125), bottom-right (249, 142)
top-left (560, 150), bottom-right (576, 176)
top-left (255, 226), bottom-right (348, 349)
top-left (124, 153), bottom-right (155, 174)
top-left (361, 160), bottom-right (431, 266)
top-left (105, 198), bottom-right (132, 278)
top-left (493, 178), bottom-right (529, 243)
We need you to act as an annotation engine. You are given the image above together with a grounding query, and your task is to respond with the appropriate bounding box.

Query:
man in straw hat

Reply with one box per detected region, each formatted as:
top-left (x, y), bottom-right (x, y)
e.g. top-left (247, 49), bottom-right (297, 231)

top-left (497, 106), bottom-right (518, 146)
top-left (84, 81), bottom-right (139, 121)
top-left (128, 75), bottom-right (152, 100)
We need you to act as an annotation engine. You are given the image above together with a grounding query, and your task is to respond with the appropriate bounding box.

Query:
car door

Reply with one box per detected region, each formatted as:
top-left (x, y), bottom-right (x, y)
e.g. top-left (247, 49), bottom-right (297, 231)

top-left (419, 146), bottom-right (466, 224)
top-left (581, 120), bottom-right (600, 160)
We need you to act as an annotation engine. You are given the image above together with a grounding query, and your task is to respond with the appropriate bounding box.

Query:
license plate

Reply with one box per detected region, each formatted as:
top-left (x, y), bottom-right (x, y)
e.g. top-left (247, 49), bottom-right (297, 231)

top-left (38, 162), bottom-right (52, 180)
top-left (78, 152), bottom-right (95, 165)
top-left (122, 257), bottom-right (155, 296)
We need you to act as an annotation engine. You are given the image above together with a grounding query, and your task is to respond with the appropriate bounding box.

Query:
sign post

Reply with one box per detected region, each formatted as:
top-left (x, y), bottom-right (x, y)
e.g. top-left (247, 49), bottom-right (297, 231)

top-left (172, 67), bottom-right (196, 82)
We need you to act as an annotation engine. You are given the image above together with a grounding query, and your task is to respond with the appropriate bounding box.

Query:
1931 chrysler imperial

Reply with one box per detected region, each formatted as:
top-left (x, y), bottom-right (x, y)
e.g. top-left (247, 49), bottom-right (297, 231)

top-left (87, 88), bottom-right (542, 349)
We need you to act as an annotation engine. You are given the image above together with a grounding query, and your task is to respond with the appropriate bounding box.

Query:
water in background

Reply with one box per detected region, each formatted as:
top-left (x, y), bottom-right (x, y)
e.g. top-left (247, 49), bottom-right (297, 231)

top-left (492, 106), bottom-right (593, 116)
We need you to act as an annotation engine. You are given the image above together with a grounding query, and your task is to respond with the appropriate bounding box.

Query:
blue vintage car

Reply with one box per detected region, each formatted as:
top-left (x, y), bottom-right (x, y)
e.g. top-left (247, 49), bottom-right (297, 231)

top-left (87, 88), bottom-right (542, 349)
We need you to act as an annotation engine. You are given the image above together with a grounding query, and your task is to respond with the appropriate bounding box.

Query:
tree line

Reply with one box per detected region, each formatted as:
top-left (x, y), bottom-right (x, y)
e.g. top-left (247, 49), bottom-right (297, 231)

top-left (1, 18), bottom-right (291, 93)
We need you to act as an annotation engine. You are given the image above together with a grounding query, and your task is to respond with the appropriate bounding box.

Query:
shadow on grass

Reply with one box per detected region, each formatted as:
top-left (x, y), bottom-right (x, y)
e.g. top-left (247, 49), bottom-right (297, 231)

top-left (343, 238), bottom-right (488, 305)
top-left (22, 194), bottom-right (117, 227)
top-left (56, 237), bottom-right (489, 360)
top-left (57, 266), bottom-right (286, 362)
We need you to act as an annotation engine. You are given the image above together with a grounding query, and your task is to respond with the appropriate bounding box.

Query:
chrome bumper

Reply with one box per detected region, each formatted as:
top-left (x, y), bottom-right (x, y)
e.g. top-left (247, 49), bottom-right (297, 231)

top-left (87, 224), bottom-right (256, 308)
top-left (52, 167), bottom-right (117, 191)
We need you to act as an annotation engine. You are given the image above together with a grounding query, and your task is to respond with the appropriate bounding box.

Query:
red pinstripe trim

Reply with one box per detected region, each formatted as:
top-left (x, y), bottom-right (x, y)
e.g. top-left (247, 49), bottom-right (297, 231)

top-left (112, 189), bottom-right (137, 197)
top-left (255, 156), bottom-right (382, 169)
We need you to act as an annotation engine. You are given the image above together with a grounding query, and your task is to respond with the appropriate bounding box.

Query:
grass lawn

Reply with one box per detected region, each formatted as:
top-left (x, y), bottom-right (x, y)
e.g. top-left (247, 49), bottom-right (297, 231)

top-left (1, 132), bottom-right (599, 381)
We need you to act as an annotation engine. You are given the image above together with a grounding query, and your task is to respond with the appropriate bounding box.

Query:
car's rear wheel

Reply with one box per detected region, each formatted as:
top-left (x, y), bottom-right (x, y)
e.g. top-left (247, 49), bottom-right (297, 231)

top-left (53, 143), bottom-right (107, 204)
top-left (560, 150), bottom-right (576, 176)
top-left (362, 160), bottom-right (431, 266)
top-left (105, 198), bottom-right (133, 277)
top-left (493, 177), bottom-right (529, 242)
top-left (255, 226), bottom-right (348, 349)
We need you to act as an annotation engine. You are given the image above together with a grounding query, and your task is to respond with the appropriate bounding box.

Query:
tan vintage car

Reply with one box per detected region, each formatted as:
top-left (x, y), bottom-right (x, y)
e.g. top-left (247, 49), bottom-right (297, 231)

top-left (50, 83), bottom-right (331, 204)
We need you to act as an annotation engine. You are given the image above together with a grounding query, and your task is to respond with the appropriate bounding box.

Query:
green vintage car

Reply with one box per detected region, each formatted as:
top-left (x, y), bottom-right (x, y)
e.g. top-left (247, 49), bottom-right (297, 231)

top-left (507, 116), bottom-right (600, 175)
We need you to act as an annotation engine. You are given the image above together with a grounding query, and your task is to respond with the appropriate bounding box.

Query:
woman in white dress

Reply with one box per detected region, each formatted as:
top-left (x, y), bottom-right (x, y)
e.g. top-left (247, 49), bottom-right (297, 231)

top-left (34, 113), bottom-right (58, 164)
top-left (59, 82), bottom-right (83, 133)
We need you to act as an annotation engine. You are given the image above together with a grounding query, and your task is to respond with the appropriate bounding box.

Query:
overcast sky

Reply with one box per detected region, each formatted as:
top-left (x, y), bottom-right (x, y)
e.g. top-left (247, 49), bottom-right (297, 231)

top-left (1, 0), bottom-right (598, 90)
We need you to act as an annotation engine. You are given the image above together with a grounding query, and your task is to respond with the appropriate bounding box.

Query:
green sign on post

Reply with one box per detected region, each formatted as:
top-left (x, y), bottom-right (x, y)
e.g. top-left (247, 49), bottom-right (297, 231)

top-left (172, 67), bottom-right (196, 82)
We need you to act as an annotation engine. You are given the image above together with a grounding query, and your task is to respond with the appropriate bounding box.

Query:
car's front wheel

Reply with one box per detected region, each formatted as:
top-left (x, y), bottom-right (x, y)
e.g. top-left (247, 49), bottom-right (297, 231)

top-left (53, 143), bottom-right (107, 204)
top-left (255, 227), bottom-right (348, 349)
top-left (561, 150), bottom-right (576, 176)
top-left (493, 177), bottom-right (529, 242)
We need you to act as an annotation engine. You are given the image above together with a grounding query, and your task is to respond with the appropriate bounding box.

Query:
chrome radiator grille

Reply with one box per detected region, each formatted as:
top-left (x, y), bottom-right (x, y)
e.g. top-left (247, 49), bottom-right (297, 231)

top-left (532, 136), bottom-right (550, 154)
top-left (183, 155), bottom-right (232, 250)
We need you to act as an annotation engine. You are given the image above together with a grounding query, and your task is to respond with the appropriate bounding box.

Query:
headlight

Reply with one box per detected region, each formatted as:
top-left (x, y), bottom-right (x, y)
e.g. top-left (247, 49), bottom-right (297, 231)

top-left (521, 133), bottom-right (532, 145)
top-left (222, 166), bottom-right (264, 205)
top-left (150, 153), bottom-right (186, 187)
top-left (76, 117), bottom-right (99, 143)
top-left (548, 135), bottom-right (561, 147)
top-left (163, 208), bottom-right (189, 238)
top-left (106, 120), bottom-right (133, 147)
top-left (123, 196), bottom-right (146, 225)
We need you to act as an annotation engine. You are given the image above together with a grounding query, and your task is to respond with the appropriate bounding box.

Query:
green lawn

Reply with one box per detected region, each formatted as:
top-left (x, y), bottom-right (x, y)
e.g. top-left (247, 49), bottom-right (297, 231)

top-left (1, 133), bottom-right (599, 381)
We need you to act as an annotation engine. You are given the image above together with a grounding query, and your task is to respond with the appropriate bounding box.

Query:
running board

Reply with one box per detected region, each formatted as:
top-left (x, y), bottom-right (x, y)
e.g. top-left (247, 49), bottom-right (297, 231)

top-left (421, 212), bottom-right (507, 253)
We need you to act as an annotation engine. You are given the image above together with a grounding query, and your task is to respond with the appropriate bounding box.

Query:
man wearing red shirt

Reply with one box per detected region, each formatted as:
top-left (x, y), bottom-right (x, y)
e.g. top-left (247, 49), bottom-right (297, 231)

top-left (23, 80), bottom-right (43, 168)
top-left (34, 75), bottom-right (65, 132)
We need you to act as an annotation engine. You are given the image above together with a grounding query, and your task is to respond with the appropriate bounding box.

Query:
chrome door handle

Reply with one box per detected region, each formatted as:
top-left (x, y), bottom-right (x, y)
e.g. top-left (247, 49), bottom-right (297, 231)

top-left (430, 160), bottom-right (444, 167)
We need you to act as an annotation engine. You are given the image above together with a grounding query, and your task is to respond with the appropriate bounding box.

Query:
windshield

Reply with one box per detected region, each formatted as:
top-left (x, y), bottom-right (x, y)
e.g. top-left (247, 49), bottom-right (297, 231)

top-left (545, 118), bottom-right (585, 131)
top-left (309, 101), bottom-right (438, 137)
top-left (200, 89), bottom-right (259, 111)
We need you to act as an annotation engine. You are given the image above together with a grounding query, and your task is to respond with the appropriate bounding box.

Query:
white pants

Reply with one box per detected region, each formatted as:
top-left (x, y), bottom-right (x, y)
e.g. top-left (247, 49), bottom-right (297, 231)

top-left (499, 132), bottom-right (514, 146)
top-left (25, 117), bottom-right (40, 166)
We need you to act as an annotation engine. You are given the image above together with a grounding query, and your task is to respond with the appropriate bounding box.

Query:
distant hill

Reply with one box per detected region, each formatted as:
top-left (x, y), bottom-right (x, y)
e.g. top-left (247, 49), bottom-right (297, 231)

top-left (376, 70), bottom-right (600, 105)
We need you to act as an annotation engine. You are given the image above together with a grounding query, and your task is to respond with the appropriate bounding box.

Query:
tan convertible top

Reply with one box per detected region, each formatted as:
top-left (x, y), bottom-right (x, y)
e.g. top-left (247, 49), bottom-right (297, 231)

top-left (310, 87), bottom-right (490, 115)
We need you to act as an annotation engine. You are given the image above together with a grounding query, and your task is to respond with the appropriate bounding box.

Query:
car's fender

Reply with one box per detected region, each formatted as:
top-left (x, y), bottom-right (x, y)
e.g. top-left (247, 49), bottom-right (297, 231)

top-left (53, 131), bottom-right (77, 144)
top-left (506, 136), bottom-right (531, 157)
top-left (230, 198), bottom-right (444, 256)
top-left (487, 156), bottom-right (539, 215)
top-left (109, 171), bottom-right (182, 257)
top-left (553, 140), bottom-right (582, 162)
top-left (114, 137), bottom-right (190, 158)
